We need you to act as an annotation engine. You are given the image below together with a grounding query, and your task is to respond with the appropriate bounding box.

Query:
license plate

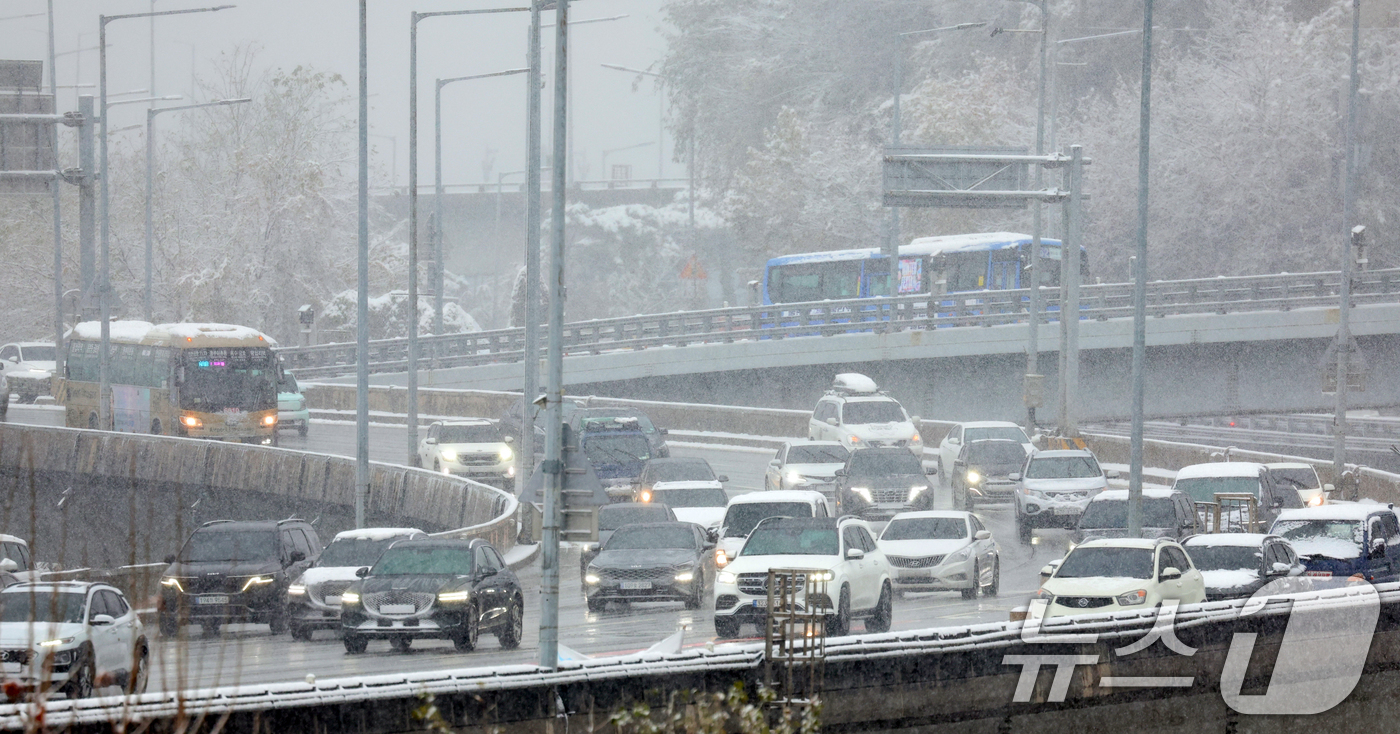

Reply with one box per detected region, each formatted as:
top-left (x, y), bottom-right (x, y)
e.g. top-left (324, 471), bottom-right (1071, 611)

top-left (324, 595), bottom-right (341, 605)
top-left (620, 581), bottom-right (652, 590)
top-left (899, 569), bottom-right (932, 579)
top-left (751, 598), bottom-right (768, 609)
top-left (380, 604), bottom-right (415, 614)
top-left (196, 595), bottom-right (229, 605)
top-left (1053, 506), bottom-right (1079, 515)
top-left (1304, 571), bottom-right (1333, 578)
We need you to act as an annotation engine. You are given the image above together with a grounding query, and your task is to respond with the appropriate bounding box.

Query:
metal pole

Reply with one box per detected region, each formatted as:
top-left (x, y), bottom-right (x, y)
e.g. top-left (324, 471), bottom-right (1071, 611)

top-left (887, 42), bottom-right (903, 303)
top-left (521, 0), bottom-right (544, 496)
top-left (78, 95), bottom-right (95, 315)
top-left (99, 18), bottom-right (112, 431)
top-left (47, 0), bottom-right (64, 372)
top-left (356, 0), bottom-right (370, 528)
top-left (1026, 1), bottom-right (1048, 430)
top-left (657, 82), bottom-right (663, 181)
top-left (1128, 0), bottom-right (1154, 538)
top-left (540, 0), bottom-right (569, 669)
top-left (1063, 145), bottom-right (1083, 436)
top-left (407, 13), bottom-right (421, 467)
top-left (435, 80), bottom-right (446, 340)
top-left (145, 109), bottom-right (155, 321)
top-left (1334, 0), bottom-right (1361, 482)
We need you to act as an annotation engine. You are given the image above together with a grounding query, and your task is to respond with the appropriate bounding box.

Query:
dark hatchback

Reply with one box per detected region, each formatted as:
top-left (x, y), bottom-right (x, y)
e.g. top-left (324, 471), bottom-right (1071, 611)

top-left (583, 522), bottom-right (715, 611)
top-left (835, 447), bottom-right (933, 519)
top-left (340, 539), bottom-right (523, 654)
top-left (158, 519), bottom-right (319, 637)
top-left (951, 439), bottom-right (1028, 508)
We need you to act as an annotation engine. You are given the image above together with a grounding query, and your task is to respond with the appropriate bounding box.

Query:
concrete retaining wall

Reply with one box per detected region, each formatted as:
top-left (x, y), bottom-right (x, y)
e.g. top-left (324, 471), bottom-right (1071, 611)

top-left (0, 423), bottom-right (516, 574)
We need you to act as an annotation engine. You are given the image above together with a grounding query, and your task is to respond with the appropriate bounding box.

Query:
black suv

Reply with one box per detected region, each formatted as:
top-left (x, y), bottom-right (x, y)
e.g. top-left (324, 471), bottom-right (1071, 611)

top-left (157, 519), bottom-right (320, 637)
top-left (340, 538), bottom-right (523, 654)
top-left (834, 447), bottom-right (934, 519)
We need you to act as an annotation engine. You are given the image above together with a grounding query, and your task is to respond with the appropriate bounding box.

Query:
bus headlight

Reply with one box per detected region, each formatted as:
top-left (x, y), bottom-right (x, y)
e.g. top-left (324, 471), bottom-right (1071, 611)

top-left (180, 415), bottom-right (202, 428)
top-left (262, 414), bottom-right (277, 426)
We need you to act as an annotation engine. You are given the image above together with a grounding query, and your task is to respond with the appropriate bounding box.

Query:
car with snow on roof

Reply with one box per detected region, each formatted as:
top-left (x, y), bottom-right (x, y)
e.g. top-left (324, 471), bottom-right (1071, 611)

top-left (1073, 487), bottom-right (1201, 545)
top-left (1181, 533), bottom-right (1309, 601)
top-left (286, 527), bottom-right (427, 640)
top-left (1013, 449), bottom-right (1113, 543)
top-left (1034, 537), bottom-right (1205, 619)
top-left (713, 490), bottom-right (833, 569)
top-left (878, 511), bottom-right (999, 599)
top-left (1269, 503), bottom-right (1400, 584)
top-left (1171, 462), bottom-right (1303, 529)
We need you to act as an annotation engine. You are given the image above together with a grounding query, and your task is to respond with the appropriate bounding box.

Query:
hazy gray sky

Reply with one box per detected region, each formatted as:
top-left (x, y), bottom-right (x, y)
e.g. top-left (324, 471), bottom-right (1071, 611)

top-left (6, 0), bottom-right (673, 188)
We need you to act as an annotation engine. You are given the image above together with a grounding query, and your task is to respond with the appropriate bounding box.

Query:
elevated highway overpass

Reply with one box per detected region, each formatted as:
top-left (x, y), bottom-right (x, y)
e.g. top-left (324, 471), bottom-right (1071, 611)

top-left (281, 268), bottom-right (1400, 423)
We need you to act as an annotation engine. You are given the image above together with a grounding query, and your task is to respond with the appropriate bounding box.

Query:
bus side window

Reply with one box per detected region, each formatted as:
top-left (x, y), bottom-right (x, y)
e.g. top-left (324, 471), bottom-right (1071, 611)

top-left (946, 252), bottom-right (989, 292)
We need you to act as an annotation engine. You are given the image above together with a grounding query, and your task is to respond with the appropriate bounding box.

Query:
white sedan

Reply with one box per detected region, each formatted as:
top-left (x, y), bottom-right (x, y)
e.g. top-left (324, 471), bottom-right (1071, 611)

top-left (878, 511), bottom-right (999, 599)
top-left (765, 440), bottom-right (850, 493)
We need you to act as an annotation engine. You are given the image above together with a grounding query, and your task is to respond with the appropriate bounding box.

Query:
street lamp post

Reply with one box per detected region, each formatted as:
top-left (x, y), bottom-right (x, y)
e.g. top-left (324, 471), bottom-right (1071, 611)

top-left (434, 68), bottom-right (529, 340)
top-left (542, 14), bottom-right (627, 185)
top-left (99, 3), bottom-right (233, 430)
top-left (1334, 0), bottom-right (1362, 487)
top-left (1127, 0), bottom-right (1155, 537)
top-left (145, 98), bottom-right (251, 321)
top-left (600, 63), bottom-right (664, 180)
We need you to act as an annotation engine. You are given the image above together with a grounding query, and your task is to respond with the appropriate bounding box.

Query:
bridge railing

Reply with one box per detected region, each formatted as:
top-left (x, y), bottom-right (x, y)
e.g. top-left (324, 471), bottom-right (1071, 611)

top-left (278, 267), bottom-right (1400, 378)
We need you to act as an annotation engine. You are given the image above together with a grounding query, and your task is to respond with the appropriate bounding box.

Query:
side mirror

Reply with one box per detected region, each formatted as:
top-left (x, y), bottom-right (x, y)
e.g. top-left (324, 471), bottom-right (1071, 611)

top-left (1008, 473), bottom-right (1021, 481)
top-left (504, 435), bottom-right (515, 444)
top-left (425, 437), bottom-right (438, 445)
top-left (1159, 566), bottom-right (1182, 582)
top-left (910, 415), bottom-right (921, 424)
top-left (1106, 470), bottom-right (1121, 479)
top-left (164, 554), bottom-right (176, 565)
top-left (1039, 565), bottom-right (1055, 580)
top-left (769, 459), bottom-right (782, 467)
top-left (289, 550), bottom-right (306, 564)
top-left (587, 543), bottom-right (601, 554)
top-left (717, 475), bottom-right (730, 483)
top-left (974, 530), bottom-right (991, 541)
top-left (478, 567), bottom-right (499, 578)
top-left (834, 468), bottom-right (846, 477)
top-left (1371, 540), bottom-right (1387, 559)
top-left (1269, 562), bottom-right (1291, 576)
top-left (0, 558), bottom-right (18, 573)
top-left (355, 566), bottom-right (370, 578)
top-left (825, 417), bottom-right (838, 426)
top-left (845, 547), bottom-right (865, 560)
top-left (949, 437), bottom-right (961, 445)
top-left (1324, 483), bottom-right (1335, 493)
top-left (89, 614), bottom-right (115, 627)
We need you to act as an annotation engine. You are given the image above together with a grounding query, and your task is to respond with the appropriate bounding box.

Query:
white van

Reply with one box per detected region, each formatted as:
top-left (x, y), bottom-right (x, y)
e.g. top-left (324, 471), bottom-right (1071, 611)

top-left (713, 490), bottom-right (830, 568)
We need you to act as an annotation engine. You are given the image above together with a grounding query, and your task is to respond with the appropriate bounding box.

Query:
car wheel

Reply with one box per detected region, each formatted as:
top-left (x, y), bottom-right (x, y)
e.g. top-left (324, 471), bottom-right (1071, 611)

top-left (390, 635), bottom-right (412, 653)
top-left (66, 653), bottom-right (95, 698)
top-left (158, 613), bottom-right (179, 638)
top-left (268, 608), bottom-right (289, 635)
top-left (1016, 514), bottom-right (1033, 544)
top-left (961, 562), bottom-right (981, 600)
top-left (986, 557), bottom-right (1000, 597)
top-left (289, 624), bottom-right (313, 642)
top-left (433, 460), bottom-right (442, 474)
top-left (454, 603), bottom-right (480, 652)
top-left (713, 615), bottom-right (741, 639)
top-left (128, 641), bottom-right (149, 694)
top-left (201, 620), bottom-right (221, 637)
top-left (826, 586), bottom-right (851, 637)
top-left (586, 596), bottom-right (606, 613)
top-left (867, 583), bottom-right (893, 633)
top-left (684, 582), bottom-right (703, 610)
top-left (150, 419), bottom-right (162, 435)
top-left (496, 596), bottom-right (524, 649)
top-left (298, 422), bottom-right (309, 437)
top-left (343, 633), bottom-right (368, 654)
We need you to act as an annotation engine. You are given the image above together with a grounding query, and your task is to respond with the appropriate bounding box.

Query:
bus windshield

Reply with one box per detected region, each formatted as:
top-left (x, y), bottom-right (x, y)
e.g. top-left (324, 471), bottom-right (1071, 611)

top-left (180, 349), bottom-right (277, 412)
top-left (767, 260), bottom-right (862, 303)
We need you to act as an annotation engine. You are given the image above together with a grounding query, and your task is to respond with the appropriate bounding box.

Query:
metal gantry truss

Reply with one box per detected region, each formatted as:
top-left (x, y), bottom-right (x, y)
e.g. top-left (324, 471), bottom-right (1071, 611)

top-left (763, 568), bottom-right (827, 715)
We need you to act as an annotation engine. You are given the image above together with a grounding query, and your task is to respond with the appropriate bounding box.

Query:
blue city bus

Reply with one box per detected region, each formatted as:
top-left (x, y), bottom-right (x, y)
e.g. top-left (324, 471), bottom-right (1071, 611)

top-left (756, 232), bottom-right (1088, 306)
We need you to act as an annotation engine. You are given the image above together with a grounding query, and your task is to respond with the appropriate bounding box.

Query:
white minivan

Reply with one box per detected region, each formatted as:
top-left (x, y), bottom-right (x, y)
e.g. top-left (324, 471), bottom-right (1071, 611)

top-left (713, 490), bottom-right (830, 568)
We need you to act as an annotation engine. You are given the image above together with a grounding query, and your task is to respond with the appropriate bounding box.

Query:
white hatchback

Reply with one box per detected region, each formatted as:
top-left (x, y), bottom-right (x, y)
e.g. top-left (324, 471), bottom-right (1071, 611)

top-left (0, 582), bottom-right (147, 698)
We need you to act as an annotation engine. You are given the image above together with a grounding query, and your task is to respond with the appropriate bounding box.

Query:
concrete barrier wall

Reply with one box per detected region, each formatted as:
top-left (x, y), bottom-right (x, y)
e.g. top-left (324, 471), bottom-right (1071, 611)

top-left (0, 423), bottom-right (516, 572)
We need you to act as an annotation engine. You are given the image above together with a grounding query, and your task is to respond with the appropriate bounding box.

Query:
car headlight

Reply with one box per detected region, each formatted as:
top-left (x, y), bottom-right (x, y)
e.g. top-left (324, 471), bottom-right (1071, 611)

top-left (965, 470), bottom-right (982, 485)
top-left (848, 435), bottom-right (861, 444)
top-left (675, 571), bottom-right (695, 582)
top-left (1116, 589), bottom-right (1148, 606)
top-left (440, 449), bottom-right (458, 462)
top-left (948, 546), bottom-right (973, 563)
top-left (499, 446), bottom-right (514, 462)
top-left (785, 470), bottom-right (804, 484)
top-left (161, 576), bottom-right (184, 593)
top-left (715, 549), bottom-right (729, 567)
top-left (584, 573), bottom-right (601, 585)
top-left (1308, 495), bottom-right (1324, 507)
top-left (287, 584), bottom-right (306, 596)
top-left (40, 637), bottom-right (73, 648)
top-left (810, 571), bottom-right (834, 582)
top-left (717, 570), bottom-right (737, 585)
top-left (180, 415), bottom-right (202, 428)
top-left (341, 591), bottom-right (360, 605)
top-left (910, 433), bottom-right (922, 444)
top-left (262, 414), bottom-right (278, 426)
top-left (638, 490), bottom-right (653, 502)
top-left (907, 484), bottom-right (928, 502)
top-left (1034, 587), bottom-right (1055, 604)
top-left (851, 487), bottom-right (872, 502)
top-left (241, 575), bottom-right (276, 592)
top-left (438, 590), bottom-right (470, 603)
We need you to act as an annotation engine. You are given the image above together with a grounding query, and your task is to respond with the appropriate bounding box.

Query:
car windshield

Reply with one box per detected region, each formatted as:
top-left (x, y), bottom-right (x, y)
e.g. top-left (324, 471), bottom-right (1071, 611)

top-left (741, 525), bottom-right (839, 556)
top-left (0, 591), bottom-right (86, 624)
top-left (179, 349), bottom-right (277, 412)
top-left (1271, 468), bottom-right (1321, 491)
top-left (841, 401), bottom-right (905, 425)
top-left (964, 426), bottom-right (1028, 443)
top-left (372, 547), bottom-right (474, 575)
top-left (279, 373), bottom-right (300, 393)
top-left (652, 487), bottom-right (728, 508)
top-left (787, 445), bottom-right (850, 464)
top-left (645, 461), bottom-right (715, 483)
top-left (1272, 519), bottom-right (1363, 558)
top-left (179, 530), bottom-right (277, 563)
top-left (583, 435), bottom-right (651, 465)
top-left (881, 517), bottom-right (967, 541)
top-left (1026, 456), bottom-right (1102, 479)
top-left (19, 346), bottom-right (55, 362)
top-left (438, 425), bottom-right (503, 443)
top-left (847, 451), bottom-right (923, 477)
top-left (1186, 544), bottom-right (1262, 572)
top-left (1078, 498), bottom-right (1179, 529)
top-left (604, 525), bottom-right (695, 550)
top-left (723, 503), bottom-right (815, 538)
top-left (318, 537), bottom-right (408, 567)
top-left (599, 506), bottom-right (672, 531)
top-left (1173, 477), bottom-right (1262, 503)
top-left (1055, 547), bottom-right (1154, 580)
top-left (966, 442), bottom-right (1027, 466)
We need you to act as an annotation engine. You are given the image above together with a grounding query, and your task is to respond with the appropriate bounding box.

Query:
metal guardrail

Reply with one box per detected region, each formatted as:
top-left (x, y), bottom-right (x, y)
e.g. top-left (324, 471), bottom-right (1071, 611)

top-left (277, 267), bottom-right (1400, 379)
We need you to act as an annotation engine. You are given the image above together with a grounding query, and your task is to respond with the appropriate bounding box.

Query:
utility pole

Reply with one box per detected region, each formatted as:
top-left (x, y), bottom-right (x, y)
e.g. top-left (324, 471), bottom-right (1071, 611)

top-left (356, 0), bottom-right (370, 528)
top-left (47, 0), bottom-right (64, 369)
top-left (1334, 0), bottom-right (1362, 485)
top-left (78, 95), bottom-right (95, 315)
top-left (1027, 2), bottom-right (1049, 432)
top-left (522, 0), bottom-right (544, 497)
top-left (1127, 0), bottom-right (1155, 538)
top-left (408, 11), bottom-right (421, 468)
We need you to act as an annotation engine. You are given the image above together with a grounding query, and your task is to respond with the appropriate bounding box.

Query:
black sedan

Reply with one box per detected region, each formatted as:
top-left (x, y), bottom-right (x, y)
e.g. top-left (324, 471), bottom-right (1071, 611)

top-left (583, 522), bottom-right (714, 611)
top-left (340, 538), bottom-right (523, 654)
top-left (579, 502), bottom-right (678, 583)
top-left (835, 447), bottom-right (935, 520)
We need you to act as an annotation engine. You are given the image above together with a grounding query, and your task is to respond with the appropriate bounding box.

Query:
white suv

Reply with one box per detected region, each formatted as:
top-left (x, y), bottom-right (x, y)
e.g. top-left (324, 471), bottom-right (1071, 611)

top-left (0, 582), bottom-right (148, 698)
top-left (809, 374), bottom-right (921, 456)
top-left (1034, 538), bottom-right (1205, 619)
top-left (416, 419), bottom-right (515, 485)
top-left (713, 516), bottom-right (891, 639)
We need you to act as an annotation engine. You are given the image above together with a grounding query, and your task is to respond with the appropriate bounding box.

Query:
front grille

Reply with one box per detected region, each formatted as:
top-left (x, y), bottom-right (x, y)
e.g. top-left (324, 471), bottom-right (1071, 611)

top-left (736, 572), bottom-right (807, 596)
top-left (602, 566), bottom-right (679, 582)
top-left (1, 650), bottom-right (31, 664)
top-left (317, 580), bottom-right (353, 604)
top-left (1047, 492), bottom-right (1088, 501)
top-left (364, 590), bottom-right (435, 615)
top-left (457, 453), bottom-right (498, 466)
top-left (872, 488), bottom-right (907, 503)
top-left (716, 595), bottom-right (738, 609)
top-left (184, 576), bottom-right (248, 595)
top-left (871, 440), bottom-right (909, 449)
top-left (888, 555), bottom-right (945, 568)
top-left (1055, 596), bottom-right (1113, 609)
